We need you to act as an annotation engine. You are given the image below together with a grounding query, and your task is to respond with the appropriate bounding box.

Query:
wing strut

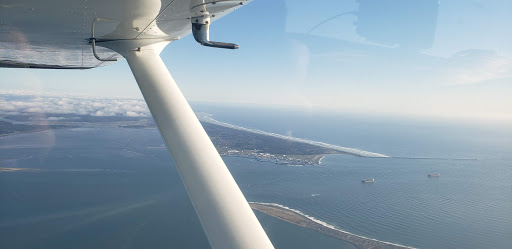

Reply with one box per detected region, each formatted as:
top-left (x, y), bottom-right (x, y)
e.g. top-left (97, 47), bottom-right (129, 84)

top-left (124, 42), bottom-right (273, 249)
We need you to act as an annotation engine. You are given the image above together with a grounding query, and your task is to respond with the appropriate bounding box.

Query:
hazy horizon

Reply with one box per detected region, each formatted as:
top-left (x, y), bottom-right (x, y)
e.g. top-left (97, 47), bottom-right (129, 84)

top-left (2, 90), bottom-right (512, 125)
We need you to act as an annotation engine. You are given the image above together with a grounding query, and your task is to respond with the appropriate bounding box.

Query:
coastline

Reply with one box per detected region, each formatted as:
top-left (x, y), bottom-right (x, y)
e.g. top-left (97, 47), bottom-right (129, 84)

top-left (250, 202), bottom-right (415, 249)
top-left (198, 113), bottom-right (389, 158)
top-left (316, 154), bottom-right (325, 165)
top-left (0, 127), bottom-right (52, 137)
top-left (0, 167), bottom-right (40, 172)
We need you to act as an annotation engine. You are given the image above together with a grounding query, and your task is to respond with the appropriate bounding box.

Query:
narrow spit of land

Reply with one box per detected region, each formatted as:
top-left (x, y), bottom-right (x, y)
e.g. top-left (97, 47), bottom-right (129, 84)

top-left (198, 113), bottom-right (389, 158)
top-left (197, 113), bottom-right (389, 165)
top-left (250, 202), bottom-right (415, 249)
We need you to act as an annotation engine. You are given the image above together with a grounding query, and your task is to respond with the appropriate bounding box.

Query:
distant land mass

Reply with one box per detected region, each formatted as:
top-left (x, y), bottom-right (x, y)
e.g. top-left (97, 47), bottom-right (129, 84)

top-left (0, 112), bottom-right (388, 166)
top-left (0, 120), bottom-right (71, 137)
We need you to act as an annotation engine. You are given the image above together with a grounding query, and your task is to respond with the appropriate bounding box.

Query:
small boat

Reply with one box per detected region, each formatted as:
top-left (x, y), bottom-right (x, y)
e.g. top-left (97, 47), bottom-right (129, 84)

top-left (362, 178), bottom-right (375, 183)
top-left (428, 173), bottom-right (440, 177)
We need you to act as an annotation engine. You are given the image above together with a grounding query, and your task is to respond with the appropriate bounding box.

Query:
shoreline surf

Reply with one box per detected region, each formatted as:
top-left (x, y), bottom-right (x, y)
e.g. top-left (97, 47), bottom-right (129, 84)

top-left (250, 202), bottom-right (416, 249)
top-left (198, 113), bottom-right (389, 158)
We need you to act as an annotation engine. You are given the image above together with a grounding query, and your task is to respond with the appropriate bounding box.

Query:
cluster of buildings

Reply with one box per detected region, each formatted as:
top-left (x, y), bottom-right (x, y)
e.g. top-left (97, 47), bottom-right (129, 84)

top-left (220, 149), bottom-right (316, 166)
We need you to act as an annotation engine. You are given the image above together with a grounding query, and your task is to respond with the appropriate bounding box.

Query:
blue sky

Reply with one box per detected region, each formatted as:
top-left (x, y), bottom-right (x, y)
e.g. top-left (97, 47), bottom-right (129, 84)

top-left (2, 0), bottom-right (511, 122)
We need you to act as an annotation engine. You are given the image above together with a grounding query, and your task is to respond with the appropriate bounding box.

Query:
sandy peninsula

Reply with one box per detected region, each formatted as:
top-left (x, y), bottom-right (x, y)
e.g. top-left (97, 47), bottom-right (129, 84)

top-left (250, 202), bottom-right (415, 249)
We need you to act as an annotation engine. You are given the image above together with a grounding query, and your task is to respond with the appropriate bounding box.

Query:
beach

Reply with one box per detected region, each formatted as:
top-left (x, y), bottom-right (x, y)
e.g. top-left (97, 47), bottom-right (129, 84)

top-left (250, 202), bottom-right (415, 249)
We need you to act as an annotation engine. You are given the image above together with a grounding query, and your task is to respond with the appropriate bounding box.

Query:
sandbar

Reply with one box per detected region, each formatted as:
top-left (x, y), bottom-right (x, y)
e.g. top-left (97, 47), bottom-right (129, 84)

top-left (250, 202), bottom-right (415, 249)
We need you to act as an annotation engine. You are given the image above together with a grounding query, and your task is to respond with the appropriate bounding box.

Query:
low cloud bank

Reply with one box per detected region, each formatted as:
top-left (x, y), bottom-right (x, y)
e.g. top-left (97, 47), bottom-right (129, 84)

top-left (0, 91), bottom-right (150, 117)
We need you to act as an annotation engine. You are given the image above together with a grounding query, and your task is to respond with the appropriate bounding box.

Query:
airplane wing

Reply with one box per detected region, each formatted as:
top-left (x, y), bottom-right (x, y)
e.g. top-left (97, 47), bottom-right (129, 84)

top-left (0, 1), bottom-right (275, 249)
top-left (0, 0), bottom-right (245, 69)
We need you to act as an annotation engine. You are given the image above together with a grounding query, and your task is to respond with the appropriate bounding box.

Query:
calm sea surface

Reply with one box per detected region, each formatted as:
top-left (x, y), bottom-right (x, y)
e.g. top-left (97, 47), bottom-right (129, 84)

top-left (1, 107), bottom-right (511, 248)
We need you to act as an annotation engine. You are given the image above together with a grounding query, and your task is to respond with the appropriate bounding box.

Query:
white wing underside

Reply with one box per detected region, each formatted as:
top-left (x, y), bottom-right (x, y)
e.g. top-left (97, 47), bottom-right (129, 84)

top-left (0, 0), bottom-right (247, 68)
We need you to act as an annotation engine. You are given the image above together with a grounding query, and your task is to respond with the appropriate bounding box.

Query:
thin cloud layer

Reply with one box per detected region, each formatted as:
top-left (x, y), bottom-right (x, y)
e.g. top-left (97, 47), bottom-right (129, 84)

top-left (448, 49), bottom-right (512, 85)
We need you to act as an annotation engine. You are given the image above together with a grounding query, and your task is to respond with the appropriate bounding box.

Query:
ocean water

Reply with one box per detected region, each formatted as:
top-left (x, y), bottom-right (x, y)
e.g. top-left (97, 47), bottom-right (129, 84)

top-left (1, 107), bottom-right (511, 248)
